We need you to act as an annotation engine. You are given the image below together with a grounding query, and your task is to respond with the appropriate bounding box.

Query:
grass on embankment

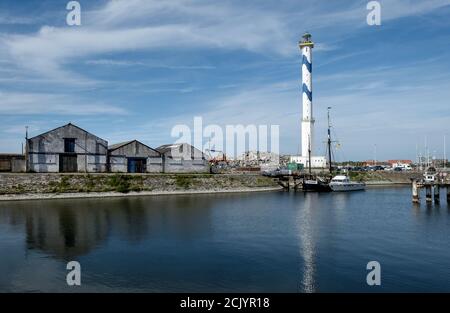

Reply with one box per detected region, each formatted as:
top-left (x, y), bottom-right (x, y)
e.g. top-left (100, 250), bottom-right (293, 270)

top-left (0, 173), bottom-right (278, 195)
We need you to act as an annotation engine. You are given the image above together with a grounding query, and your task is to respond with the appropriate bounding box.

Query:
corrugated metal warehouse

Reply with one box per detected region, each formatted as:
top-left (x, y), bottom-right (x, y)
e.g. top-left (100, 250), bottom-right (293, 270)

top-left (108, 140), bottom-right (163, 173)
top-left (26, 123), bottom-right (108, 173)
top-left (157, 143), bottom-right (210, 173)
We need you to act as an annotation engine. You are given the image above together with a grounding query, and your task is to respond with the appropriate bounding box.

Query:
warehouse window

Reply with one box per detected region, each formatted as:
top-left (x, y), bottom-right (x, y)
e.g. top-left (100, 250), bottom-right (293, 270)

top-left (64, 138), bottom-right (76, 153)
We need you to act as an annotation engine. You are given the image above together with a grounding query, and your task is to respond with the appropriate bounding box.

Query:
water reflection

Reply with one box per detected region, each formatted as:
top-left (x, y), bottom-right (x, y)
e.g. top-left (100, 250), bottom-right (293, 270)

top-left (0, 196), bottom-right (215, 260)
top-left (298, 192), bottom-right (316, 293)
top-left (0, 187), bottom-right (449, 292)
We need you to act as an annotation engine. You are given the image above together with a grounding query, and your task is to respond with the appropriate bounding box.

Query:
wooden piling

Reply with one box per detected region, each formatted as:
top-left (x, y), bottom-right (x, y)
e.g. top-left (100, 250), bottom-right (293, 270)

top-left (434, 185), bottom-right (440, 203)
top-left (288, 176), bottom-right (294, 191)
top-left (425, 185), bottom-right (432, 202)
top-left (412, 180), bottom-right (420, 203)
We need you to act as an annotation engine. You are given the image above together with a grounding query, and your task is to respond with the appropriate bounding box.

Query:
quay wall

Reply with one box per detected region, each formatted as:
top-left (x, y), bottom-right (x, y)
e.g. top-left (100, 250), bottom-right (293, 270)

top-left (349, 171), bottom-right (424, 185)
top-left (0, 173), bottom-right (278, 195)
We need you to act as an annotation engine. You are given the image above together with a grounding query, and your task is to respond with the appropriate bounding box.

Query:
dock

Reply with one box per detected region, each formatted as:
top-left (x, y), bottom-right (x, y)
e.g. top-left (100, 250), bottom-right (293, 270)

top-left (411, 178), bottom-right (450, 204)
top-left (273, 173), bottom-right (330, 191)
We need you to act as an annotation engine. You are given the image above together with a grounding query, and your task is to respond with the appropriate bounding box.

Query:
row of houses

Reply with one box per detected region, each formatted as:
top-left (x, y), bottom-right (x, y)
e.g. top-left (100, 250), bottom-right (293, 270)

top-left (2, 123), bottom-right (209, 174)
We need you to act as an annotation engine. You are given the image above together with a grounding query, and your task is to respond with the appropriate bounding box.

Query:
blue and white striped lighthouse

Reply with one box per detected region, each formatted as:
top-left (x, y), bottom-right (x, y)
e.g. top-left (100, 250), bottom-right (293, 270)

top-left (299, 32), bottom-right (315, 158)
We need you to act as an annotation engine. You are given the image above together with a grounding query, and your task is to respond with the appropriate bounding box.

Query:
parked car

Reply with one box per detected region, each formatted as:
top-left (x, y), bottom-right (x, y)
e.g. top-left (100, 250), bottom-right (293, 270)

top-left (393, 167), bottom-right (403, 172)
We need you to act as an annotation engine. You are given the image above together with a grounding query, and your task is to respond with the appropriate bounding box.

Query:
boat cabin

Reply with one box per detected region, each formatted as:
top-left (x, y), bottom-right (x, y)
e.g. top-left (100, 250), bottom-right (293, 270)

top-left (331, 175), bottom-right (350, 183)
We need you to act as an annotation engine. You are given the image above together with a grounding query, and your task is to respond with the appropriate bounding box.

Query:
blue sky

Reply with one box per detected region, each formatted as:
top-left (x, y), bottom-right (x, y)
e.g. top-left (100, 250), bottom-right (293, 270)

top-left (0, 0), bottom-right (449, 161)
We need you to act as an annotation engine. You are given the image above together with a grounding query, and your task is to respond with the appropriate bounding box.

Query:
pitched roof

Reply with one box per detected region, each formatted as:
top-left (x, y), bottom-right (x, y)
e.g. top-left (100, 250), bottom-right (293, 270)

top-left (108, 140), bottom-right (135, 151)
top-left (156, 143), bottom-right (183, 155)
top-left (27, 123), bottom-right (107, 143)
top-left (108, 140), bottom-right (161, 155)
top-left (156, 143), bottom-right (206, 158)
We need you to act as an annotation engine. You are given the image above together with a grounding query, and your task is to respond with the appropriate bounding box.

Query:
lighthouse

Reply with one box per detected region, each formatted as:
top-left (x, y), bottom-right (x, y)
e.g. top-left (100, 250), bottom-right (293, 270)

top-left (300, 32), bottom-right (314, 158)
top-left (290, 33), bottom-right (326, 169)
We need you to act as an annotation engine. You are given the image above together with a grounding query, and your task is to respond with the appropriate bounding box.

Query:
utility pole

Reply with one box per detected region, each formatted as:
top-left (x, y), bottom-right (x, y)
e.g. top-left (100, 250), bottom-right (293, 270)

top-left (444, 135), bottom-right (447, 170)
top-left (25, 126), bottom-right (29, 172)
top-left (374, 144), bottom-right (377, 166)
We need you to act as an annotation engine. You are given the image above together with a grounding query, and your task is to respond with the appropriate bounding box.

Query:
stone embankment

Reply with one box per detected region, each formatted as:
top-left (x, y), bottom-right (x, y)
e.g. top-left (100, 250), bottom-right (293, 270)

top-left (0, 173), bottom-right (281, 201)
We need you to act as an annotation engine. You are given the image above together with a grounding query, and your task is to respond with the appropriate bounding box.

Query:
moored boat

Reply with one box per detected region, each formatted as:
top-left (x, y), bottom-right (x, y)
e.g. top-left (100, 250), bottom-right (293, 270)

top-left (303, 176), bottom-right (332, 192)
top-left (329, 175), bottom-right (365, 191)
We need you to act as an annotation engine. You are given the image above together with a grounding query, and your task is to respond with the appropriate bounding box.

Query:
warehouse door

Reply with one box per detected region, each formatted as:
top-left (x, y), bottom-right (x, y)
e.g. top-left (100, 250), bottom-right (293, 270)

top-left (127, 158), bottom-right (146, 173)
top-left (59, 154), bottom-right (78, 172)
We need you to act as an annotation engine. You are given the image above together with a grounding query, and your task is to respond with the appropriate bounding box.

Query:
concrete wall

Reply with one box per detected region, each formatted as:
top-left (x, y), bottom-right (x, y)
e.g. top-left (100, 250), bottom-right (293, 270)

top-left (27, 124), bottom-right (108, 173)
top-left (11, 158), bottom-right (26, 173)
top-left (147, 157), bottom-right (163, 173)
top-left (109, 156), bottom-right (127, 173)
top-left (163, 158), bottom-right (210, 173)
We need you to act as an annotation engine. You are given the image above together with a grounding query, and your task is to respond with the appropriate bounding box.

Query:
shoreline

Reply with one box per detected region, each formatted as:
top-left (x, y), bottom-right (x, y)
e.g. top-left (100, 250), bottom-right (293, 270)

top-left (365, 181), bottom-right (411, 186)
top-left (0, 182), bottom-right (412, 202)
top-left (0, 186), bottom-right (283, 202)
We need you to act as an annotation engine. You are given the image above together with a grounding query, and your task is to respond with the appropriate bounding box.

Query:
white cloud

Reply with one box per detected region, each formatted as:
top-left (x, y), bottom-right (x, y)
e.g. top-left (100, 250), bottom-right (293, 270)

top-left (1, 0), bottom-right (293, 80)
top-left (0, 91), bottom-right (127, 116)
top-left (2, 0), bottom-right (448, 81)
top-left (85, 59), bottom-right (216, 70)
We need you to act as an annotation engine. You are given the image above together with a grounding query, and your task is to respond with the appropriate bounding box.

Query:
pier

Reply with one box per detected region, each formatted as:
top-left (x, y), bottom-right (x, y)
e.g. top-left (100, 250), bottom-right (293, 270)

top-left (274, 173), bottom-right (305, 190)
top-left (411, 178), bottom-right (450, 204)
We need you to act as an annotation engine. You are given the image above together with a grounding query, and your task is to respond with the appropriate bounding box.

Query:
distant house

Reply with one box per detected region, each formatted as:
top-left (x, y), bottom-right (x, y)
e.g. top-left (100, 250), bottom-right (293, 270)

top-left (26, 123), bottom-right (108, 173)
top-left (363, 160), bottom-right (389, 167)
top-left (157, 143), bottom-right (210, 173)
top-left (108, 140), bottom-right (162, 173)
top-left (388, 160), bottom-right (412, 169)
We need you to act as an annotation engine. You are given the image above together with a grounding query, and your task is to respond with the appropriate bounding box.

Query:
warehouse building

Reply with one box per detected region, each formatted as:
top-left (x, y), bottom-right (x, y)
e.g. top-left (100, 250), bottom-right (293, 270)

top-left (26, 123), bottom-right (108, 173)
top-left (157, 143), bottom-right (210, 173)
top-left (108, 140), bottom-right (163, 173)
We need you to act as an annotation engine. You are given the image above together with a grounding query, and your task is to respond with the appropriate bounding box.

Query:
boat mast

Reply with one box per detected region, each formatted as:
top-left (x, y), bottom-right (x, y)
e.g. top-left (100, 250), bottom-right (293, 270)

top-left (327, 107), bottom-right (332, 173)
top-left (308, 135), bottom-right (312, 175)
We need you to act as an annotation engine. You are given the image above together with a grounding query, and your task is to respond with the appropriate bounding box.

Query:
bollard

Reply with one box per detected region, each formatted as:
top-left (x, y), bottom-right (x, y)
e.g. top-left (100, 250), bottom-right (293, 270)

top-left (412, 180), bottom-right (420, 203)
top-left (425, 185), bottom-right (432, 202)
top-left (434, 185), bottom-right (440, 203)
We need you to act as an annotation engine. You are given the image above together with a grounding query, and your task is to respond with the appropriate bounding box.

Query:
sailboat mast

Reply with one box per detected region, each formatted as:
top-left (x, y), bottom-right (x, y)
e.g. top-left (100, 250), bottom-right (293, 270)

top-left (308, 135), bottom-right (312, 175)
top-left (327, 107), bottom-right (332, 173)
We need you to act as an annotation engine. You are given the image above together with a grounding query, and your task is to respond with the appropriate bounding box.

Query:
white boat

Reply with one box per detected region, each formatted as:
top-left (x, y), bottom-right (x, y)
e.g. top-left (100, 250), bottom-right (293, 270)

top-left (329, 175), bottom-right (365, 191)
top-left (423, 173), bottom-right (436, 183)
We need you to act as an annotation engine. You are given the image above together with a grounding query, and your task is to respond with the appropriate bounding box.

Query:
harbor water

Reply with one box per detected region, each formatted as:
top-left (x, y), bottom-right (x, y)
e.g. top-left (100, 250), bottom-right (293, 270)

top-left (0, 186), bottom-right (449, 292)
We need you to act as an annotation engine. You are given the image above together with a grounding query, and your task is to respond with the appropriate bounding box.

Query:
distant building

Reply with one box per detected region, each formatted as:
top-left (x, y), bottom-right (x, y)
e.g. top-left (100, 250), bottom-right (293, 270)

top-left (388, 160), bottom-right (412, 168)
top-left (0, 154), bottom-right (25, 172)
top-left (157, 143), bottom-right (210, 173)
top-left (26, 123), bottom-right (108, 173)
top-left (290, 155), bottom-right (327, 169)
top-left (363, 160), bottom-right (389, 167)
top-left (108, 140), bottom-right (162, 173)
